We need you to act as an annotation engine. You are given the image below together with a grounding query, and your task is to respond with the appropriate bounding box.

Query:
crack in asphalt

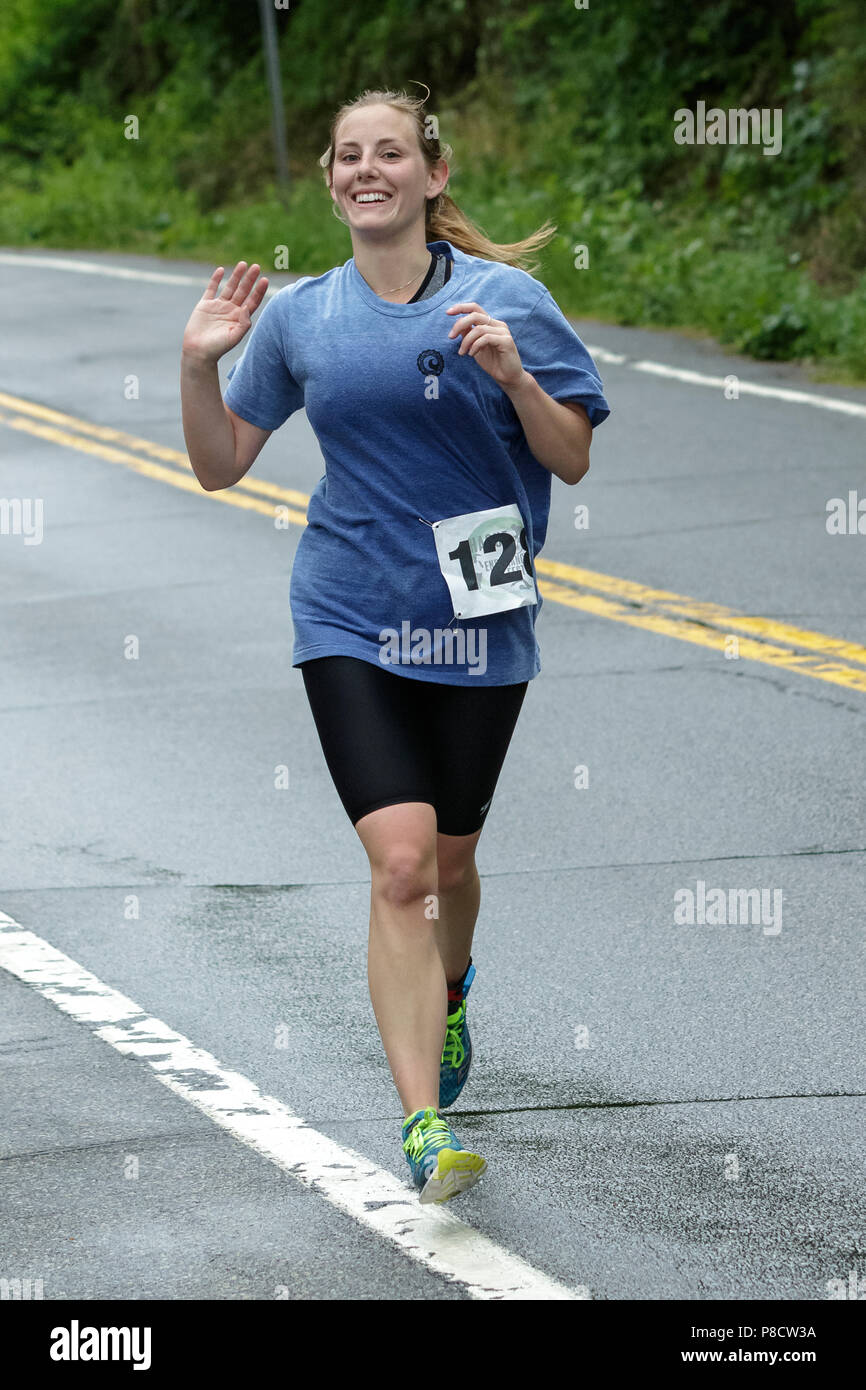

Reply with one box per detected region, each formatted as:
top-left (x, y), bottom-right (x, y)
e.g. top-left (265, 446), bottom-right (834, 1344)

top-left (5, 1091), bottom-right (861, 1166)
top-left (529, 660), bottom-right (866, 715)
top-left (2, 834), bottom-right (864, 896)
top-left (451, 1091), bottom-right (866, 1118)
top-left (0, 1127), bottom-right (230, 1164)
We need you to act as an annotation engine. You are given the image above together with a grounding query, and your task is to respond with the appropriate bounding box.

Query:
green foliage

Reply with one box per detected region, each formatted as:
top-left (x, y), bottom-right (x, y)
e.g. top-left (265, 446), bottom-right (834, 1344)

top-left (0, 0), bottom-right (864, 378)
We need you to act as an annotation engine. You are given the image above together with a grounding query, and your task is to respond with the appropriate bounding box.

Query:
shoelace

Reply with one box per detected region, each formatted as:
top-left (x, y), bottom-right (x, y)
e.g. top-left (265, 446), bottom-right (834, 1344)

top-left (404, 1111), bottom-right (454, 1159)
top-left (441, 1002), bottom-right (467, 1068)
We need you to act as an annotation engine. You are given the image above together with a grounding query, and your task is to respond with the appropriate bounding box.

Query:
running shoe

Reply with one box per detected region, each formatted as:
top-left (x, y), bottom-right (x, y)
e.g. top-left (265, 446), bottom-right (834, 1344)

top-left (401, 1106), bottom-right (486, 1204)
top-left (439, 961), bottom-right (476, 1109)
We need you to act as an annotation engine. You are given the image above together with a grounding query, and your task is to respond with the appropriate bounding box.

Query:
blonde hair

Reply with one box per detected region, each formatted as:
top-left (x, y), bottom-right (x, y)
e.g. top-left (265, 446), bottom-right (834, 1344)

top-left (319, 86), bottom-right (556, 272)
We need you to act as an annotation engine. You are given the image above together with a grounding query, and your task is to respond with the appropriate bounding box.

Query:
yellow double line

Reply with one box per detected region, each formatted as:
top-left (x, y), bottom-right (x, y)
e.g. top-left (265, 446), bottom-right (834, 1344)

top-left (2, 391), bottom-right (865, 695)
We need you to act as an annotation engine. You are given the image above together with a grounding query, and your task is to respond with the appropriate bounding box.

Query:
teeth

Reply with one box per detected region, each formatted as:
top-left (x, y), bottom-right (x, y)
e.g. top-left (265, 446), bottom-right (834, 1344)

top-left (354, 193), bottom-right (390, 203)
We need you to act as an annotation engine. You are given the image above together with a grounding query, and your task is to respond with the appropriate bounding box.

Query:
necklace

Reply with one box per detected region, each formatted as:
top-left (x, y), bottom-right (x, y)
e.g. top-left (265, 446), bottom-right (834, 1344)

top-left (361, 256), bottom-right (432, 298)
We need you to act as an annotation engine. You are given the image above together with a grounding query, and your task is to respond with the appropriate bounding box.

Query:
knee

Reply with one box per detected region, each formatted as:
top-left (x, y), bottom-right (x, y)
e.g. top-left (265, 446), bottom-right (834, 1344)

top-left (372, 844), bottom-right (437, 911)
top-left (437, 855), bottom-right (478, 897)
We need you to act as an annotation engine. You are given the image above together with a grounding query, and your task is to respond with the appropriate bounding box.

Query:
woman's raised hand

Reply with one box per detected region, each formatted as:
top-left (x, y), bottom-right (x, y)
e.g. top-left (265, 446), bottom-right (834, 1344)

top-left (182, 261), bottom-right (270, 363)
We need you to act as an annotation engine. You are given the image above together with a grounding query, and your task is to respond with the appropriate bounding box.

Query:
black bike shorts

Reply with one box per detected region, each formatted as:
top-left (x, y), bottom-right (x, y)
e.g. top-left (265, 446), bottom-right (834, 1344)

top-left (299, 655), bottom-right (528, 837)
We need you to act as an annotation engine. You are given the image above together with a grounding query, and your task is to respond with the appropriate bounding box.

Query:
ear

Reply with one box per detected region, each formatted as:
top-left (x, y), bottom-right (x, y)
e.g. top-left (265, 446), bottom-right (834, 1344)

top-left (428, 158), bottom-right (449, 201)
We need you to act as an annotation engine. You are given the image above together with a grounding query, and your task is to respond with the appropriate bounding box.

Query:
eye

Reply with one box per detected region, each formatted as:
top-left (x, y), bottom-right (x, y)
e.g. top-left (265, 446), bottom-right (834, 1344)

top-left (339, 149), bottom-right (401, 161)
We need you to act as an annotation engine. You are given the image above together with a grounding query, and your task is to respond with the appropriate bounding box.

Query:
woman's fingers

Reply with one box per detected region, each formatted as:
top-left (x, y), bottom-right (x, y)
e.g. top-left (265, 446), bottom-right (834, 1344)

top-left (446, 301), bottom-right (486, 321)
top-left (202, 266), bottom-right (225, 301)
top-left (466, 331), bottom-right (500, 357)
top-left (204, 260), bottom-right (267, 314)
top-left (243, 275), bottom-right (269, 314)
top-left (214, 261), bottom-right (244, 300)
top-left (230, 262), bottom-right (264, 304)
top-left (446, 303), bottom-right (495, 337)
top-left (456, 323), bottom-right (508, 355)
top-left (218, 260), bottom-right (256, 302)
top-left (226, 262), bottom-right (252, 301)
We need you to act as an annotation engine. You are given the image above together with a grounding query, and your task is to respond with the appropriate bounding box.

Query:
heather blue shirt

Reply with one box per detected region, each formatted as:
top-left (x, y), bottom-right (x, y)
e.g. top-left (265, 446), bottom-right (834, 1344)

top-left (224, 240), bottom-right (610, 685)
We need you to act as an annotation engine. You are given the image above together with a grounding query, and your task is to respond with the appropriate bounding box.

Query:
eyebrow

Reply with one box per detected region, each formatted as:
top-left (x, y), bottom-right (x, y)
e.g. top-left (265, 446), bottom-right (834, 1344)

top-left (334, 136), bottom-right (407, 150)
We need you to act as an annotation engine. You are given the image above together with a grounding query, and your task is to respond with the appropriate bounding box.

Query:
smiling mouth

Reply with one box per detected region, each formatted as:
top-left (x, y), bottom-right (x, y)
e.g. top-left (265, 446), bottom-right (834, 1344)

top-left (351, 191), bottom-right (393, 204)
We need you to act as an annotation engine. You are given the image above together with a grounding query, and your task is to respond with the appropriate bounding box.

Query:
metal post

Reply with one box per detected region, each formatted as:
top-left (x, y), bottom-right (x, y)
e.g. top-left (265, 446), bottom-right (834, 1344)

top-left (257, 0), bottom-right (290, 204)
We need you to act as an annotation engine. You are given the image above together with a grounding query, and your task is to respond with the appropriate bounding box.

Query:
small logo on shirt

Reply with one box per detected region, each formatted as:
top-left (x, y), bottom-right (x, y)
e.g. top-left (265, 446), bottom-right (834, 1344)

top-left (478, 796), bottom-right (493, 820)
top-left (417, 349), bottom-right (444, 376)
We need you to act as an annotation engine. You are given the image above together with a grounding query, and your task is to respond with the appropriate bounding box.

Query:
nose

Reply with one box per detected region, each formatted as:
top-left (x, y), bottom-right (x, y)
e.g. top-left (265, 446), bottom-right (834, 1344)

top-left (355, 149), bottom-right (381, 179)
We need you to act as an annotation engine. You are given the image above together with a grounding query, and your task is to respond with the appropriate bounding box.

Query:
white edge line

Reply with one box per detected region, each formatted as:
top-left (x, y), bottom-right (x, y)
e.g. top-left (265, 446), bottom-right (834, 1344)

top-left (0, 251), bottom-right (861, 418)
top-left (585, 346), bottom-right (627, 365)
top-left (587, 348), bottom-right (866, 419)
top-left (0, 252), bottom-right (204, 288)
top-left (0, 252), bottom-right (283, 299)
top-left (0, 911), bottom-right (587, 1302)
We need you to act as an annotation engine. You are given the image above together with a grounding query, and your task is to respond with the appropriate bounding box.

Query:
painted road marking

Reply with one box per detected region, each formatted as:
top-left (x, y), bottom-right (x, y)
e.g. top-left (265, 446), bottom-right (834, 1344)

top-left (1, 249), bottom-right (864, 418)
top-left (0, 911), bottom-right (584, 1300)
top-left (0, 401), bottom-right (307, 526)
top-left (0, 252), bottom-right (206, 289)
top-left (536, 580), bottom-right (866, 693)
top-left (536, 557), bottom-right (866, 667)
top-left (585, 347), bottom-right (866, 420)
top-left (0, 251), bottom-right (284, 296)
top-left (2, 392), bottom-right (866, 694)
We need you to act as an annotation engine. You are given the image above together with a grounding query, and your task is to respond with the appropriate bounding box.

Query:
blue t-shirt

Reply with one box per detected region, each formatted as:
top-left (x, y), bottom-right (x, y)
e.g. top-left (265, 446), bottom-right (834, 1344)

top-left (224, 239), bottom-right (610, 685)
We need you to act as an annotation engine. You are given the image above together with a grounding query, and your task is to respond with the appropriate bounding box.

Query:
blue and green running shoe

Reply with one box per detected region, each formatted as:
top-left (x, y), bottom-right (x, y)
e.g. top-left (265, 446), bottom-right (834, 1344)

top-left (401, 1106), bottom-right (486, 1204)
top-left (439, 961), bottom-right (476, 1110)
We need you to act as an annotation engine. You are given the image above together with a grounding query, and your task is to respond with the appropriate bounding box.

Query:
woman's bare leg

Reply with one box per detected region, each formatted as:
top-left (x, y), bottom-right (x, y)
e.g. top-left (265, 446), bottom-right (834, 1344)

top-left (434, 828), bottom-right (483, 987)
top-left (354, 801), bottom-right (446, 1118)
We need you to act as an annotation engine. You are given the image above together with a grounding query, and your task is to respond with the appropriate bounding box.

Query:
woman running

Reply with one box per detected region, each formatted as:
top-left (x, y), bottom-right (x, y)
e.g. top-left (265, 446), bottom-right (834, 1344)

top-left (181, 86), bottom-right (610, 1205)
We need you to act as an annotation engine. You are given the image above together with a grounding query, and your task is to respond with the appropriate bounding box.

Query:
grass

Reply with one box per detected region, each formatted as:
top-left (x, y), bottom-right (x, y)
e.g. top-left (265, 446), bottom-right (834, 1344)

top-left (2, 124), bottom-right (864, 385)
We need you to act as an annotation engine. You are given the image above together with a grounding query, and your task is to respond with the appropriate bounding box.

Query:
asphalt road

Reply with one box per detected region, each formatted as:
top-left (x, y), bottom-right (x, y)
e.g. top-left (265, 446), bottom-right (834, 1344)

top-left (1, 247), bottom-right (864, 1301)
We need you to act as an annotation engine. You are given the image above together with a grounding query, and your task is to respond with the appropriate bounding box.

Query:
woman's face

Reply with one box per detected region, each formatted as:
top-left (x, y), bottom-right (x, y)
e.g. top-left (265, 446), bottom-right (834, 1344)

top-left (329, 104), bottom-right (448, 239)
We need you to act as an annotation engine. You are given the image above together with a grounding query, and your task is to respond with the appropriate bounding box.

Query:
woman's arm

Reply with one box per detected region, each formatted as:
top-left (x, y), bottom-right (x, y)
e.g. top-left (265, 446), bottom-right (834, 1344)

top-left (446, 301), bottom-right (593, 486)
top-left (180, 262), bottom-right (271, 491)
top-left (501, 373), bottom-right (591, 486)
top-left (181, 352), bottom-right (244, 491)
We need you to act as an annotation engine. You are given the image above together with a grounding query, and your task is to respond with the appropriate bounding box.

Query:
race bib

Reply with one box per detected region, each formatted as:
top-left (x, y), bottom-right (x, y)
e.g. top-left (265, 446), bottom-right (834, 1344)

top-left (431, 503), bottom-right (538, 620)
